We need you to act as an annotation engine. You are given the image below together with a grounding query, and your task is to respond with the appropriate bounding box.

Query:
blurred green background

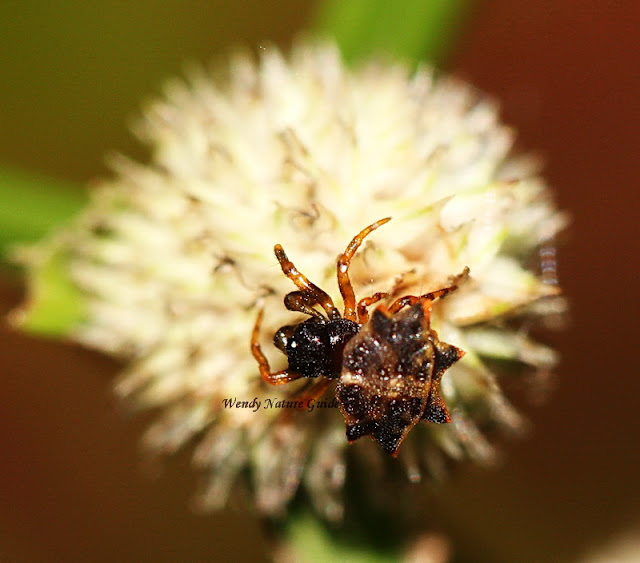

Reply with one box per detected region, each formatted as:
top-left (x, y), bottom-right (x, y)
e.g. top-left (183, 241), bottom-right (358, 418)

top-left (1, 1), bottom-right (639, 561)
top-left (0, 1), bottom-right (311, 183)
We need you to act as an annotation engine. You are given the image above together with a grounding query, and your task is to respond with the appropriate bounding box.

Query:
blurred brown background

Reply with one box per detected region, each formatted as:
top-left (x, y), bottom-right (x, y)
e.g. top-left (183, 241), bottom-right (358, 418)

top-left (1, 2), bottom-right (638, 561)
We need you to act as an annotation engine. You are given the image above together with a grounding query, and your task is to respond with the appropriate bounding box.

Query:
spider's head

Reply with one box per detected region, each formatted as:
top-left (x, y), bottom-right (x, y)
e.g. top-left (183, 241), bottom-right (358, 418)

top-left (274, 317), bottom-right (360, 379)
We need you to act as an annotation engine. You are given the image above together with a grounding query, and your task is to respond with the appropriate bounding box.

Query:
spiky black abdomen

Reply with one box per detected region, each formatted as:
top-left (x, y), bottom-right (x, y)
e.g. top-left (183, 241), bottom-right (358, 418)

top-left (337, 303), bottom-right (463, 455)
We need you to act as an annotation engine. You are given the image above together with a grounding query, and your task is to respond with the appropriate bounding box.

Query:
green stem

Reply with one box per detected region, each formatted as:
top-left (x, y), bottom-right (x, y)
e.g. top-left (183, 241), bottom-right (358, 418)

top-left (280, 507), bottom-right (402, 563)
top-left (313, 0), bottom-right (474, 67)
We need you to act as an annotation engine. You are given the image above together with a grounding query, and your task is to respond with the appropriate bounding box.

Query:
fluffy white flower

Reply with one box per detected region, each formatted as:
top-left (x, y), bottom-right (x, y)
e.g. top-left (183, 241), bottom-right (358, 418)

top-left (16, 41), bottom-right (567, 521)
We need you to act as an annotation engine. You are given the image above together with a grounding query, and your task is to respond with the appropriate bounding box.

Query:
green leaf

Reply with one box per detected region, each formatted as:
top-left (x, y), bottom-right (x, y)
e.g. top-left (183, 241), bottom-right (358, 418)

top-left (1, 165), bottom-right (88, 336)
top-left (0, 165), bottom-right (86, 261)
top-left (313, 0), bottom-right (473, 66)
top-left (10, 250), bottom-right (87, 337)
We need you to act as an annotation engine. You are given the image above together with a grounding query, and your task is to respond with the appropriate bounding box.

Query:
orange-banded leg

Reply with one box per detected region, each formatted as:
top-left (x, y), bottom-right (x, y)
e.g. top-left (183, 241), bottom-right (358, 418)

top-left (251, 309), bottom-right (303, 385)
top-left (356, 292), bottom-right (389, 324)
top-left (293, 378), bottom-right (332, 410)
top-left (274, 245), bottom-right (339, 320)
top-left (388, 267), bottom-right (469, 314)
top-left (278, 377), bottom-right (334, 422)
top-left (283, 290), bottom-right (326, 319)
top-left (337, 217), bottom-right (391, 321)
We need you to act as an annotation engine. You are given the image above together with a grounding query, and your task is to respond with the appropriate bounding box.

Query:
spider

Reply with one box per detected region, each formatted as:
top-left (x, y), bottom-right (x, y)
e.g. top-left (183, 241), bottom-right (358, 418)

top-left (251, 217), bottom-right (469, 456)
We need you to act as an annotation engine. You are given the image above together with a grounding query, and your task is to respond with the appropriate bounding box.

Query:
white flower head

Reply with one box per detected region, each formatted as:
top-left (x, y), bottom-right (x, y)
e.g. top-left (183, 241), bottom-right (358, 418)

top-left (17, 41), bottom-right (567, 522)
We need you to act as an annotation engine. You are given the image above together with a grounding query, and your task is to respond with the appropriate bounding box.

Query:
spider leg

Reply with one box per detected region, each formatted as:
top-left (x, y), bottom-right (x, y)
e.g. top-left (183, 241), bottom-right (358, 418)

top-left (388, 294), bottom-right (420, 314)
top-left (274, 245), bottom-right (339, 319)
top-left (293, 377), bottom-right (332, 409)
top-left (356, 292), bottom-right (389, 324)
top-left (251, 309), bottom-right (304, 385)
top-left (284, 290), bottom-right (326, 319)
top-left (419, 267), bottom-right (469, 302)
top-left (337, 217), bottom-right (391, 321)
top-left (388, 267), bottom-right (469, 314)
top-left (278, 378), bottom-right (333, 423)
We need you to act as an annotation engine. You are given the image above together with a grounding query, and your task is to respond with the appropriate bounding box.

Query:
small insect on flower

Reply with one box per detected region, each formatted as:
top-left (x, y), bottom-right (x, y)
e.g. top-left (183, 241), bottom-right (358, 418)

top-left (251, 218), bottom-right (469, 456)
